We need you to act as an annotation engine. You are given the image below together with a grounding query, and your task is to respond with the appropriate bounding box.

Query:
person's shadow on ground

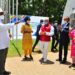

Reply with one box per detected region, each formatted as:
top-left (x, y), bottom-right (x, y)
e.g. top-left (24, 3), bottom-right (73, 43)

top-left (39, 59), bottom-right (54, 65)
top-left (65, 61), bottom-right (71, 65)
top-left (60, 61), bottom-right (71, 66)
top-left (73, 68), bottom-right (75, 70)
top-left (21, 58), bottom-right (34, 62)
top-left (33, 50), bottom-right (42, 54)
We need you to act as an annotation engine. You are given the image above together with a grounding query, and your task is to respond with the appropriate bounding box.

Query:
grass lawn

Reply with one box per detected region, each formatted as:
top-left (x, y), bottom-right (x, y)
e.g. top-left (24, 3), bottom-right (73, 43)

top-left (8, 40), bottom-right (23, 57)
top-left (8, 39), bottom-right (71, 57)
top-left (8, 39), bottom-right (53, 57)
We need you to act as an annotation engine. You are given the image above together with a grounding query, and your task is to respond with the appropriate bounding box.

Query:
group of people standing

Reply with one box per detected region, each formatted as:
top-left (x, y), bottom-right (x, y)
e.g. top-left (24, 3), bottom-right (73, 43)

top-left (21, 15), bottom-right (75, 67)
top-left (0, 7), bottom-right (75, 75)
top-left (21, 17), bottom-right (54, 63)
top-left (32, 17), bottom-right (70, 64)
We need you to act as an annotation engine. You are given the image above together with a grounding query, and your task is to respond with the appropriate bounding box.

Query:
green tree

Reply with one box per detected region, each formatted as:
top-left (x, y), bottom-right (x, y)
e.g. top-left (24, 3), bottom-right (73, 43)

top-left (18, 0), bottom-right (67, 22)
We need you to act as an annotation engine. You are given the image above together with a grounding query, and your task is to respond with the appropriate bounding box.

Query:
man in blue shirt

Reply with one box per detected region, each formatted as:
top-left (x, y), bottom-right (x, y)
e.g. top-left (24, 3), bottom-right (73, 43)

top-left (32, 20), bottom-right (43, 52)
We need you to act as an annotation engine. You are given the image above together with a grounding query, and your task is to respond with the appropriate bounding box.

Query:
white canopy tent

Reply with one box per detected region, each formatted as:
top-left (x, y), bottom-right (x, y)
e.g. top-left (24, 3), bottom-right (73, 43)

top-left (62, 0), bottom-right (75, 23)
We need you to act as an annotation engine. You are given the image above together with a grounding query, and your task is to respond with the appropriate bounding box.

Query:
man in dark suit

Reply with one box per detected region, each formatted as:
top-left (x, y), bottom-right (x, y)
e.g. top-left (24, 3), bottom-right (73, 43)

top-left (32, 20), bottom-right (43, 52)
top-left (57, 17), bottom-right (70, 64)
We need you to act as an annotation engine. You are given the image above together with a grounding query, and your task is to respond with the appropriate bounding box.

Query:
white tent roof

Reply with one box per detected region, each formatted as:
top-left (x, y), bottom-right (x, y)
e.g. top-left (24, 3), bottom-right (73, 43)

top-left (0, 8), bottom-right (3, 12)
top-left (62, 0), bottom-right (75, 23)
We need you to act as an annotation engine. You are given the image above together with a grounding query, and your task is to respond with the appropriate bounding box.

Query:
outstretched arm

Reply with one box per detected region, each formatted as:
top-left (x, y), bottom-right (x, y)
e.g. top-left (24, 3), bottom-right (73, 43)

top-left (0, 22), bottom-right (19, 32)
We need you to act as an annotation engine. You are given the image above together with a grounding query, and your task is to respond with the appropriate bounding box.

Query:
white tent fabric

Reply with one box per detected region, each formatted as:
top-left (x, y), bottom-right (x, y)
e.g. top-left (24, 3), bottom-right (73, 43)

top-left (0, 0), bottom-right (5, 10)
top-left (62, 0), bottom-right (75, 23)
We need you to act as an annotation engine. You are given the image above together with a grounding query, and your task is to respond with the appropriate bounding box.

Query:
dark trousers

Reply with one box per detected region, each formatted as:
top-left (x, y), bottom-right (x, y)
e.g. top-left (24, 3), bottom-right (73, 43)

top-left (32, 36), bottom-right (40, 52)
top-left (51, 36), bottom-right (59, 51)
top-left (0, 48), bottom-right (8, 75)
top-left (59, 42), bottom-right (68, 61)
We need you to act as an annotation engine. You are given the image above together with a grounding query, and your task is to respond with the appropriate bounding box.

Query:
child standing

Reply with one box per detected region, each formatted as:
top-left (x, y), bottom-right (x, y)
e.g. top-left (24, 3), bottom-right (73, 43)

top-left (69, 28), bottom-right (75, 67)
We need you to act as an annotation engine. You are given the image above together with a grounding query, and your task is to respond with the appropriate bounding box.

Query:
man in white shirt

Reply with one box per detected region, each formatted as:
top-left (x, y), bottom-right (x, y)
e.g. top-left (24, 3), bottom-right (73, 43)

top-left (0, 8), bottom-right (19, 75)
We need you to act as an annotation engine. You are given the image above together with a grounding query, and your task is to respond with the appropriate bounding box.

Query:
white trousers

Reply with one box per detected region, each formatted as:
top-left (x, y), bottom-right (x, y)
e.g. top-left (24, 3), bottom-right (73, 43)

top-left (40, 41), bottom-right (49, 62)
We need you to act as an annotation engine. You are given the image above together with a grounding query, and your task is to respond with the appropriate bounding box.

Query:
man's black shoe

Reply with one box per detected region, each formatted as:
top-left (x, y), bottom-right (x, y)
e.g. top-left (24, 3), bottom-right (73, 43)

top-left (60, 61), bottom-right (66, 64)
top-left (51, 50), bottom-right (56, 53)
top-left (39, 58), bottom-right (44, 62)
top-left (72, 64), bottom-right (75, 67)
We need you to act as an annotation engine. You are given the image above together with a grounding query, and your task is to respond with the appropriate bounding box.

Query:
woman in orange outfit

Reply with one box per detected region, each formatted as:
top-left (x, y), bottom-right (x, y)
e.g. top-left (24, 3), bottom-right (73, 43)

top-left (21, 17), bottom-right (33, 61)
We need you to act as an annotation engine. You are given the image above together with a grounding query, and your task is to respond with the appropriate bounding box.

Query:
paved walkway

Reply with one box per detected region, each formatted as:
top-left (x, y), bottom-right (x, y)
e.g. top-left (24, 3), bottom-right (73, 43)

top-left (6, 51), bottom-right (75, 75)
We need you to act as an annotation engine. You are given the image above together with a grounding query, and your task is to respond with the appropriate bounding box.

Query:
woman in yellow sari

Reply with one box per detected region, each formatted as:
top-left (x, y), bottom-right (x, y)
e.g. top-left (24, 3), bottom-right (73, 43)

top-left (21, 17), bottom-right (33, 61)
